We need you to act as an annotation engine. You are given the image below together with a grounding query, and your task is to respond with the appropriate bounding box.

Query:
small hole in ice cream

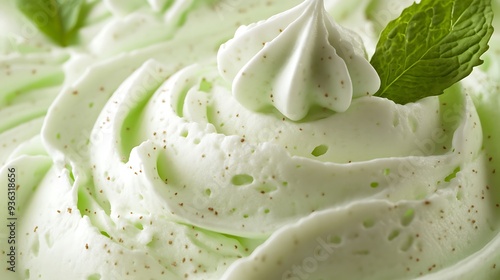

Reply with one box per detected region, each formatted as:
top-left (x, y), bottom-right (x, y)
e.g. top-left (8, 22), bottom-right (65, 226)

top-left (87, 273), bottom-right (102, 280)
top-left (370, 182), bottom-right (379, 188)
top-left (388, 229), bottom-right (400, 241)
top-left (134, 223), bottom-right (144, 231)
top-left (401, 209), bottom-right (415, 226)
top-left (444, 167), bottom-right (461, 182)
top-left (205, 188), bottom-right (212, 196)
top-left (146, 238), bottom-right (157, 248)
top-left (408, 117), bottom-right (418, 133)
top-left (383, 168), bottom-right (391, 176)
top-left (400, 235), bottom-right (414, 251)
top-left (65, 164), bottom-right (75, 184)
top-left (25, 270), bottom-right (30, 278)
top-left (231, 174), bottom-right (254, 186)
top-left (311, 145), bottom-right (328, 157)
top-left (180, 130), bottom-right (189, 137)
top-left (363, 219), bottom-right (375, 228)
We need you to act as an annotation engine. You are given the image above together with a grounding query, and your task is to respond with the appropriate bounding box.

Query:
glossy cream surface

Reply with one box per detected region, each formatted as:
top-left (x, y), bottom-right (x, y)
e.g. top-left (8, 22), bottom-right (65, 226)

top-left (0, 0), bottom-right (500, 279)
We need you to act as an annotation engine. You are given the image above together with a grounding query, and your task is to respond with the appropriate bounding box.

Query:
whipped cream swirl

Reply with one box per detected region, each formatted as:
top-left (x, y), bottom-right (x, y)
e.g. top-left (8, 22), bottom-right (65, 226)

top-left (218, 0), bottom-right (380, 121)
top-left (1, 1), bottom-right (500, 280)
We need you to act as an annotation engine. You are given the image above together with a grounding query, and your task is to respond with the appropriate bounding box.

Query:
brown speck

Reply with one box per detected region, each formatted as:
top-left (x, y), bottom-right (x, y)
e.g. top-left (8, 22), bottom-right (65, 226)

top-left (85, 244), bottom-right (89, 250)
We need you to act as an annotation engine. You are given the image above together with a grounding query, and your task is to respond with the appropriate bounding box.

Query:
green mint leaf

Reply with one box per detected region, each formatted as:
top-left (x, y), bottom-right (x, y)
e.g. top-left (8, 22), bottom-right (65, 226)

top-left (17, 0), bottom-right (85, 47)
top-left (370, 0), bottom-right (494, 104)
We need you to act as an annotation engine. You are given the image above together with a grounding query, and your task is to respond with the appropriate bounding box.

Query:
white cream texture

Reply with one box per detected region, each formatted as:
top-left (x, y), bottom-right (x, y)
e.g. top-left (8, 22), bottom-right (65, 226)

top-left (0, 0), bottom-right (499, 279)
top-left (217, 0), bottom-right (380, 121)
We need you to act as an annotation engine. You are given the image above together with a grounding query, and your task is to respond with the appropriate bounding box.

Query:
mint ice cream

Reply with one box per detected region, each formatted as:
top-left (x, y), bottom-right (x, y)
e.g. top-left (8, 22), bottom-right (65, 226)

top-left (1, 0), bottom-right (499, 279)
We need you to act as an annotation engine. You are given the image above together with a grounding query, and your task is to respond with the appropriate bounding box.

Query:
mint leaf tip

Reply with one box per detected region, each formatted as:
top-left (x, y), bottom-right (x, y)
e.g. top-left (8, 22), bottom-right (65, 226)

top-left (370, 0), bottom-right (494, 104)
top-left (17, 0), bottom-right (85, 47)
